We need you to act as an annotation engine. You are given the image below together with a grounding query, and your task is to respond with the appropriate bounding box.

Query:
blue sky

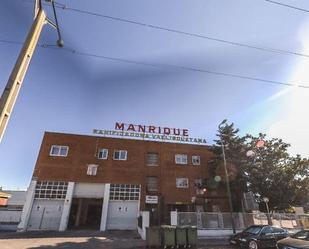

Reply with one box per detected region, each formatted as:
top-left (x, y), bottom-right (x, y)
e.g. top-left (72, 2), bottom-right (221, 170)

top-left (1, 0), bottom-right (309, 189)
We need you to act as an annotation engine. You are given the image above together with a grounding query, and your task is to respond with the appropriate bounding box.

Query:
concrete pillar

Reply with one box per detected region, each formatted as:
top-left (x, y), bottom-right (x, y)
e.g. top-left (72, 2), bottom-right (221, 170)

top-left (170, 211), bottom-right (178, 226)
top-left (138, 211), bottom-right (149, 240)
top-left (100, 183), bottom-right (110, 231)
top-left (59, 182), bottom-right (75, 231)
top-left (17, 180), bottom-right (37, 232)
top-left (75, 198), bottom-right (83, 227)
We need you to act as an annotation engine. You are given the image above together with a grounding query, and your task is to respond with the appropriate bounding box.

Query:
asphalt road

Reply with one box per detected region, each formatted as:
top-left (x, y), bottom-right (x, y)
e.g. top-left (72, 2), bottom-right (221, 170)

top-left (0, 230), bottom-right (235, 249)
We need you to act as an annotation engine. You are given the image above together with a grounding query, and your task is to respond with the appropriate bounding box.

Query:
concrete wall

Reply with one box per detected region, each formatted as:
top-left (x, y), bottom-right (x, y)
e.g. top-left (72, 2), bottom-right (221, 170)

top-left (3, 190), bottom-right (26, 206)
top-left (0, 210), bottom-right (22, 231)
top-left (137, 211), bottom-right (149, 240)
top-left (73, 183), bottom-right (105, 198)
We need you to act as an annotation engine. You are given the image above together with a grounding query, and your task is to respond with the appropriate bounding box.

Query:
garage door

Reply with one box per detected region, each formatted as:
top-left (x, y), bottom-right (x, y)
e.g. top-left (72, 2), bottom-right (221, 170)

top-left (27, 200), bottom-right (64, 231)
top-left (106, 184), bottom-right (140, 230)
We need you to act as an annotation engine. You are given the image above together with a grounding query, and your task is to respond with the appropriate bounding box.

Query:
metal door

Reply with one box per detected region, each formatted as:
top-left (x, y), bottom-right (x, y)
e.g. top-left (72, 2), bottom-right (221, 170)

top-left (106, 201), bottom-right (139, 230)
top-left (27, 200), bottom-right (63, 230)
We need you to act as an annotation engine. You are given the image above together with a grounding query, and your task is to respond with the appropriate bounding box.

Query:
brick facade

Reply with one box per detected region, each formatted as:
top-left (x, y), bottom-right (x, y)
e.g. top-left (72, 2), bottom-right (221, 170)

top-left (33, 132), bottom-right (230, 218)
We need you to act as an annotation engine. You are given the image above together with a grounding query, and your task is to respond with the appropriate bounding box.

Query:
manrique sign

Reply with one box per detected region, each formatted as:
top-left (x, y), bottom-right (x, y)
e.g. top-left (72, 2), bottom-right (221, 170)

top-left (93, 122), bottom-right (207, 144)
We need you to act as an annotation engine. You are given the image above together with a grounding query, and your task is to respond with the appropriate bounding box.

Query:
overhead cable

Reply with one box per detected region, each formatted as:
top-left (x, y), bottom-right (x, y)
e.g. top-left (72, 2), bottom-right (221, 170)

top-left (20, 0), bottom-right (309, 59)
top-left (265, 0), bottom-right (309, 13)
top-left (1, 39), bottom-right (308, 89)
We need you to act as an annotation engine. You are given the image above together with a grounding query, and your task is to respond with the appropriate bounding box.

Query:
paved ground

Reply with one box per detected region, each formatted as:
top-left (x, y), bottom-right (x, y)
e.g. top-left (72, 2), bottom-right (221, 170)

top-left (0, 230), bottom-right (234, 249)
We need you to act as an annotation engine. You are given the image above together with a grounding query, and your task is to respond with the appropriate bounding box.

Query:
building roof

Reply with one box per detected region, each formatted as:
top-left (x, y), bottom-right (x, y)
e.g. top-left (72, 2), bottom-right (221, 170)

top-left (0, 191), bottom-right (11, 198)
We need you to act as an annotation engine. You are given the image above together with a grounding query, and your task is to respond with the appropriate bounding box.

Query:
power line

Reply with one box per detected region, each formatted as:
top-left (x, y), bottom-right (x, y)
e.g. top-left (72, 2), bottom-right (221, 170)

top-left (21, 0), bottom-right (309, 59)
top-left (56, 2), bottom-right (309, 58)
top-left (1, 38), bottom-right (309, 89)
top-left (265, 0), bottom-right (309, 13)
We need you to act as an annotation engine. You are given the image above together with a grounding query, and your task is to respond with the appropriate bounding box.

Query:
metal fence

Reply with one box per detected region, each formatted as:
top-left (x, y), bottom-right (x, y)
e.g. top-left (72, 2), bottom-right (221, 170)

top-left (177, 212), bottom-right (309, 230)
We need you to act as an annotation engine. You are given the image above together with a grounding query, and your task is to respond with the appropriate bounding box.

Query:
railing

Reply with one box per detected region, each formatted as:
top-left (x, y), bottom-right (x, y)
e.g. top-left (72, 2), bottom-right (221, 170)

top-left (177, 212), bottom-right (309, 230)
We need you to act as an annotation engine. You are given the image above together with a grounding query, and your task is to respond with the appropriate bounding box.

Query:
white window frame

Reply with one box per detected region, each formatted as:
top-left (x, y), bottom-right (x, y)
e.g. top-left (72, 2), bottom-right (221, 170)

top-left (50, 145), bottom-right (69, 157)
top-left (175, 154), bottom-right (187, 165)
top-left (113, 150), bottom-right (128, 160)
top-left (87, 164), bottom-right (98, 176)
top-left (192, 155), bottom-right (201, 165)
top-left (98, 148), bottom-right (108, 159)
top-left (176, 178), bottom-right (189, 188)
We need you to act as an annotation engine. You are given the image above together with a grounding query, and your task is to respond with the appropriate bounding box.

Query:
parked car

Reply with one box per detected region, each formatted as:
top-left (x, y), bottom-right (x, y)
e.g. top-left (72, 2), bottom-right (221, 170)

top-left (277, 229), bottom-right (309, 249)
top-left (230, 225), bottom-right (289, 249)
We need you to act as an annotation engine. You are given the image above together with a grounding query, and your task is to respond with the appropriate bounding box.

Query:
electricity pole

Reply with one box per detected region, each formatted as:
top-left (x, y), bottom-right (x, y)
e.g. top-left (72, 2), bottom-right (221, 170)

top-left (219, 119), bottom-right (236, 234)
top-left (0, 0), bottom-right (62, 142)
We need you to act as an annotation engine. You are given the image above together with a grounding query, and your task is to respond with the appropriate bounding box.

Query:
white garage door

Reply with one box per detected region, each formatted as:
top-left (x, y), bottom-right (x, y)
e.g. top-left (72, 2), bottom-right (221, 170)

top-left (27, 200), bottom-right (64, 231)
top-left (106, 184), bottom-right (140, 230)
top-left (106, 201), bottom-right (139, 230)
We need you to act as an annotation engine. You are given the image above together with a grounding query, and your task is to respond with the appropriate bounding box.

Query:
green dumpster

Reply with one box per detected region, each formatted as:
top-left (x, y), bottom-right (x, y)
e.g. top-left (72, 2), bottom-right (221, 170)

top-left (146, 226), bottom-right (161, 247)
top-left (176, 226), bottom-right (187, 247)
top-left (186, 226), bottom-right (197, 248)
top-left (162, 225), bottom-right (176, 248)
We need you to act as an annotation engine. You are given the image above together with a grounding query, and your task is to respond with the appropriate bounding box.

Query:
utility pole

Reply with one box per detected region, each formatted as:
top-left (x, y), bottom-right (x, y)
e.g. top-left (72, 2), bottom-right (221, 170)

top-left (219, 119), bottom-right (236, 234)
top-left (0, 0), bottom-right (62, 142)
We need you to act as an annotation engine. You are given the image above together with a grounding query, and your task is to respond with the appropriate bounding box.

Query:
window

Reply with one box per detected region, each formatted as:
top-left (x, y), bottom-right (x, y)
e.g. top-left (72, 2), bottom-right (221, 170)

top-left (113, 150), bottom-right (127, 160)
top-left (147, 153), bottom-right (159, 166)
top-left (192, 155), bottom-right (201, 165)
top-left (292, 230), bottom-right (309, 240)
top-left (194, 179), bottom-right (203, 188)
top-left (34, 181), bottom-right (68, 199)
top-left (176, 178), bottom-right (189, 188)
top-left (146, 177), bottom-right (158, 192)
top-left (50, 145), bottom-right (69, 157)
top-left (98, 148), bottom-right (108, 159)
top-left (175, 154), bottom-right (187, 165)
top-left (194, 179), bottom-right (204, 194)
top-left (87, 164), bottom-right (98, 176)
top-left (109, 184), bottom-right (140, 201)
top-left (261, 226), bottom-right (273, 235)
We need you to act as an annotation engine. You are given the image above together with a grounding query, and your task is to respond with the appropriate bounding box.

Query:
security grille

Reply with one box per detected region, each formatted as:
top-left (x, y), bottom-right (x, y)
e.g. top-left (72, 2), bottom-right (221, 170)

top-left (109, 184), bottom-right (140, 201)
top-left (147, 153), bottom-right (159, 166)
top-left (35, 181), bottom-right (68, 199)
top-left (146, 177), bottom-right (158, 192)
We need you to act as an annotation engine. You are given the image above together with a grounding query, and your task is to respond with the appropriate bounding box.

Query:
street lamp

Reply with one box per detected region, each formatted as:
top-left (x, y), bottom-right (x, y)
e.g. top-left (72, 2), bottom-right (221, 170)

top-left (218, 119), bottom-right (236, 234)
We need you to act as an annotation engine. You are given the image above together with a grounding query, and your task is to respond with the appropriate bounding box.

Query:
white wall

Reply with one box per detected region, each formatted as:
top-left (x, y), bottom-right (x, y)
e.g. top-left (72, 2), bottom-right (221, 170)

top-left (137, 211), bottom-right (149, 240)
top-left (73, 183), bottom-right (105, 198)
top-left (17, 180), bottom-right (36, 232)
top-left (0, 210), bottom-right (22, 230)
top-left (170, 211), bottom-right (177, 226)
top-left (59, 182), bottom-right (75, 231)
top-left (3, 190), bottom-right (26, 206)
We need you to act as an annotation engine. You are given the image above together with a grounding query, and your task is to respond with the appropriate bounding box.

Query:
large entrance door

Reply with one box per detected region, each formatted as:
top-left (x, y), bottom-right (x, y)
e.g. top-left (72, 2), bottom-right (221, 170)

top-left (68, 198), bottom-right (103, 230)
top-left (28, 200), bottom-right (63, 230)
top-left (106, 184), bottom-right (140, 230)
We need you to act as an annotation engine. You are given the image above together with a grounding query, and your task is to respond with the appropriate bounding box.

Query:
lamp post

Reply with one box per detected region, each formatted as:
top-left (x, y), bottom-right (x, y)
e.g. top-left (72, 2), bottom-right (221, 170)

top-left (218, 119), bottom-right (236, 234)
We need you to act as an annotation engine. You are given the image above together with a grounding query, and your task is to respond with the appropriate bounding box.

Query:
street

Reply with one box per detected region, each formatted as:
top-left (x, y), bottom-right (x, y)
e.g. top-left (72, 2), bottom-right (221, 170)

top-left (0, 230), bottom-right (234, 249)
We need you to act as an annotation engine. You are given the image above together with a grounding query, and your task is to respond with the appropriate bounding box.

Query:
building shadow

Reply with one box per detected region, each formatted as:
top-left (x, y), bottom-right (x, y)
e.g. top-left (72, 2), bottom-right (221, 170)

top-left (0, 230), bottom-right (141, 240)
top-left (27, 237), bottom-right (146, 249)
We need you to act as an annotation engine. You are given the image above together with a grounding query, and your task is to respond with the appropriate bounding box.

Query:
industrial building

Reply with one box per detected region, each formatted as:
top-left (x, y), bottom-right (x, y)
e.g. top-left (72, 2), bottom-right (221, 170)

top-left (18, 131), bottom-right (230, 231)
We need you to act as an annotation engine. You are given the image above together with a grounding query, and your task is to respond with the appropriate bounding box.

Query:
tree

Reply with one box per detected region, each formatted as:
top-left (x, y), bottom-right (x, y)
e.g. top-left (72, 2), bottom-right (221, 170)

top-left (245, 134), bottom-right (309, 212)
top-left (208, 120), bottom-right (248, 211)
top-left (208, 121), bottom-right (309, 213)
